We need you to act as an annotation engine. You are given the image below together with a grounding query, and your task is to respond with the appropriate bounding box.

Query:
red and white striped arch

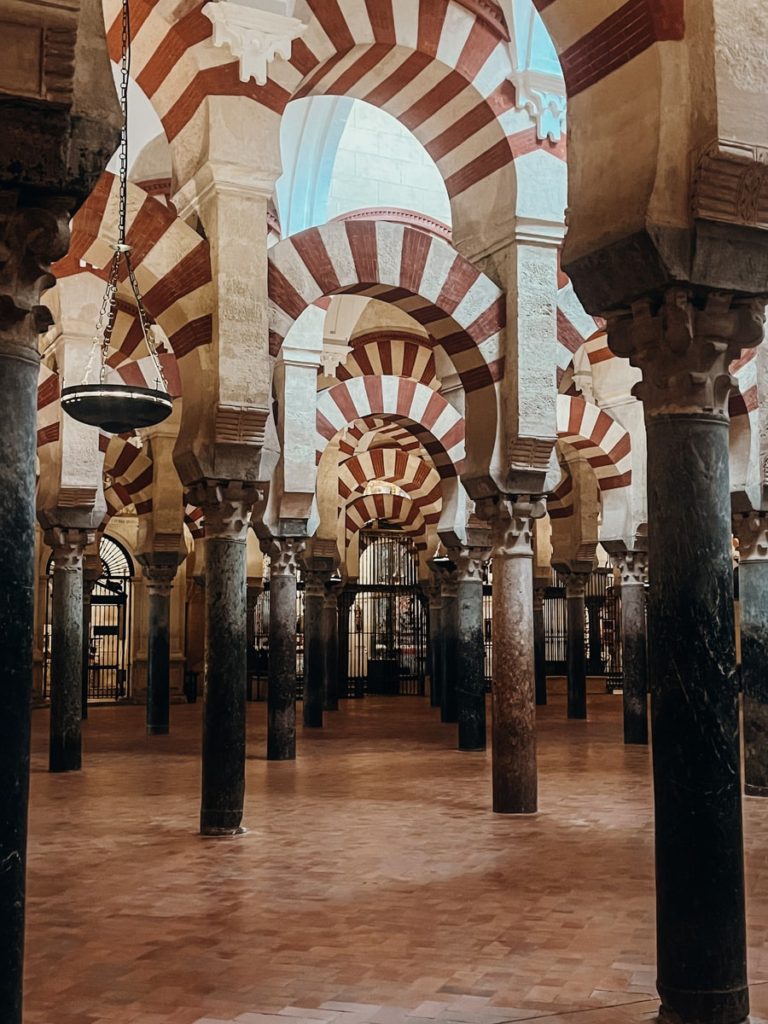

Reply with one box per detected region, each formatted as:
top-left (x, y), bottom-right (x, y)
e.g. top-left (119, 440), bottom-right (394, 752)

top-left (339, 420), bottom-right (428, 461)
top-left (185, 504), bottom-right (205, 540)
top-left (337, 331), bottom-right (439, 390)
top-left (37, 366), bottom-right (60, 450)
top-left (102, 435), bottom-right (154, 521)
top-left (317, 376), bottom-right (465, 478)
top-left (54, 173), bottom-right (213, 366)
top-left (344, 492), bottom-right (429, 550)
top-left (339, 449), bottom-right (442, 522)
top-left (556, 394), bottom-right (631, 492)
top-left (106, 0), bottom-right (564, 214)
top-left (270, 220), bottom-right (504, 391)
top-left (547, 469), bottom-right (573, 521)
top-left (557, 272), bottom-right (605, 379)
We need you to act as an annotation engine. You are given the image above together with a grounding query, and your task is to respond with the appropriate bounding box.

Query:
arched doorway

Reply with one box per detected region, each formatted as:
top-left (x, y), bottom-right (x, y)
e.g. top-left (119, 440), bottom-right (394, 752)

top-left (44, 535), bottom-right (135, 702)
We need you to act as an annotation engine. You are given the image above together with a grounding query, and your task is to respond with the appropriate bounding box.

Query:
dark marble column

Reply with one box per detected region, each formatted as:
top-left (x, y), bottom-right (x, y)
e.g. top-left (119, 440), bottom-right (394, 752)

top-left (438, 572), bottom-right (459, 724)
top-left (490, 500), bottom-right (545, 813)
top-left (427, 581), bottom-right (443, 708)
top-left (617, 551), bottom-right (649, 745)
top-left (533, 585), bottom-right (547, 706)
top-left (733, 511), bottom-right (768, 796)
top-left (246, 584), bottom-right (259, 701)
top-left (303, 571), bottom-right (327, 728)
top-left (452, 547), bottom-right (488, 751)
top-left (323, 583), bottom-right (340, 711)
top-left (338, 588), bottom-right (353, 700)
top-left (608, 289), bottom-right (763, 1024)
top-left (141, 563), bottom-right (177, 736)
top-left (564, 573), bottom-right (589, 720)
top-left (81, 564), bottom-right (100, 721)
top-left (191, 485), bottom-right (253, 837)
top-left (46, 527), bottom-right (91, 772)
top-left (263, 538), bottom-right (303, 759)
top-left (0, 207), bottom-right (69, 1023)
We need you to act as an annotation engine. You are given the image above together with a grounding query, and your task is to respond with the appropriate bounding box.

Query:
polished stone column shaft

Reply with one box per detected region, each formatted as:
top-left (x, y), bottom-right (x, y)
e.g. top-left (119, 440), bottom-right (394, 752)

top-left (303, 572), bottom-right (327, 728)
top-left (338, 588), bottom-right (353, 700)
top-left (565, 573), bottom-right (588, 720)
top-left (453, 548), bottom-right (487, 751)
top-left (428, 585), bottom-right (443, 708)
top-left (439, 574), bottom-right (459, 724)
top-left (143, 568), bottom-right (175, 736)
top-left (47, 528), bottom-right (90, 772)
top-left (265, 538), bottom-right (303, 759)
top-left (533, 586), bottom-right (547, 706)
top-left (196, 490), bottom-right (252, 836)
top-left (618, 551), bottom-right (649, 745)
top-left (608, 289), bottom-right (762, 1024)
top-left (323, 586), bottom-right (339, 711)
top-left (491, 501), bottom-right (544, 813)
top-left (733, 512), bottom-right (768, 796)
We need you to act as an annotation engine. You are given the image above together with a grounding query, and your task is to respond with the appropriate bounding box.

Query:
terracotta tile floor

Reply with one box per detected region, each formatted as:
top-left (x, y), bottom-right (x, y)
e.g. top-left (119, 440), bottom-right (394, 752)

top-left (23, 695), bottom-right (768, 1024)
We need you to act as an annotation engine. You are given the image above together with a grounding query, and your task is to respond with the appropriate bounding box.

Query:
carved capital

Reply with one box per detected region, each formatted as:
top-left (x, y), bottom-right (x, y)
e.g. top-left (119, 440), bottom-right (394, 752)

top-left (0, 201), bottom-right (70, 351)
top-left (448, 546), bottom-right (488, 584)
top-left (45, 526), bottom-right (92, 571)
top-left (491, 496), bottom-right (547, 560)
top-left (563, 572), bottom-right (590, 600)
top-left (304, 569), bottom-right (330, 599)
top-left (142, 565), bottom-right (177, 597)
top-left (607, 289), bottom-right (766, 418)
top-left (202, 0), bottom-right (307, 86)
top-left (616, 550), bottom-right (648, 587)
top-left (263, 536), bottom-right (305, 577)
top-left (186, 481), bottom-right (257, 541)
top-left (733, 511), bottom-right (768, 563)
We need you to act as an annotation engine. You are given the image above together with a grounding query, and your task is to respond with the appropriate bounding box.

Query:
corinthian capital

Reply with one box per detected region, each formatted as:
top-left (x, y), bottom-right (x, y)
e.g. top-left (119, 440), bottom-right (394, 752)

top-left (448, 546), bottom-right (489, 584)
top-left (186, 481), bottom-right (257, 541)
top-left (45, 526), bottom-right (92, 571)
top-left (733, 511), bottom-right (768, 563)
top-left (607, 289), bottom-right (765, 418)
top-left (263, 536), bottom-right (305, 577)
top-left (616, 550), bottom-right (648, 587)
top-left (491, 496), bottom-right (547, 560)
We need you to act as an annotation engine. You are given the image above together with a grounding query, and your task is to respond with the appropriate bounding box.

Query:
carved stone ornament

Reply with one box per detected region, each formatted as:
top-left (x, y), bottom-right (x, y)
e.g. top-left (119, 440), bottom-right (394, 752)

top-left (142, 564), bottom-right (178, 597)
top-left (733, 511), bottom-right (768, 563)
top-left (492, 497), bottom-right (547, 560)
top-left (202, 0), bottom-right (307, 86)
top-left (303, 569), bottom-right (330, 599)
top-left (0, 201), bottom-right (70, 349)
top-left (564, 572), bottom-right (589, 600)
top-left (448, 546), bottom-right (489, 584)
top-left (186, 481), bottom-right (257, 541)
top-left (512, 70), bottom-right (567, 143)
top-left (264, 536), bottom-right (305, 577)
top-left (692, 140), bottom-right (768, 230)
top-left (45, 526), bottom-right (93, 571)
top-left (617, 550), bottom-right (648, 587)
top-left (607, 288), bottom-right (766, 419)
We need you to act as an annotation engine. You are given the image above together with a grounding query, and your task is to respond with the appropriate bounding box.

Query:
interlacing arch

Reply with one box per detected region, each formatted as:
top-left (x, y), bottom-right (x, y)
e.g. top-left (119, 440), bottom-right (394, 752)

top-left (339, 450), bottom-right (442, 523)
top-left (270, 219), bottom-right (504, 392)
top-left (556, 394), bottom-right (631, 492)
top-left (317, 376), bottom-right (465, 478)
top-left (54, 173), bottom-right (213, 368)
top-left (344, 492), bottom-right (429, 551)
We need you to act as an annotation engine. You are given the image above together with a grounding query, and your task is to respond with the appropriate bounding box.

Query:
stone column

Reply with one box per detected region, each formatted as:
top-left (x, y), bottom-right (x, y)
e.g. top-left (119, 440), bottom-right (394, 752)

top-left (427, 581), bottom-right (443, 708)
top-left (617, 551), bottom-right (649, 745)
top-left (451, 547), bottom-right (488, 751)
top-left (533, 585), bottom-right (547, 706)
top-left (323, 583), bottom-right (340, 710)
top-left (490, 500), bottom-right (544, 813)
top-left (246, 583), bottom-right (259, 701)
top-left (564, 573), bottom-right (589, 720)
top-left (439, 571), bottom-right (459, 724)
top-left (338, 587), bottom-right (353, 701)
top-left (733, 511), bottom-right (768, 796)
top-left (81, 561), bottom-right (100, 721)
top-left (264, 538), bottom-right (304, 760)
top-left (46, 527), bottom-right (92, 772)
top-left (608, 289), bottom-right (763, 1024)
top-left (303, 571), bottom-right (327, 728)
top-left (191, 484), bottom-right (253, 837)
top-left (141, 563), bottom-right (178, 736)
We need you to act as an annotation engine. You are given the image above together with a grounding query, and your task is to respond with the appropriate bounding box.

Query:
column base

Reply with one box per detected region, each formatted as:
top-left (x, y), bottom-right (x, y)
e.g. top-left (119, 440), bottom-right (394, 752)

top-left (267, 749), bottom-right (296, 761)
top-left (200, 825), bottom-right (248, 838)
top-left (200, 811), bottom-right (245, 835)
top-left (745, 783), bottom-right (768, 797)
top-left (49, 762), bottom-right (81, 774)
top-left (459, 743), bottom-right (486, 752)
top-left (147, 725), bottom-right (169, 736)
top-left (658, 983), bottom-right (749, 1024)
top-left (493, 802), bottom-right (538, 816)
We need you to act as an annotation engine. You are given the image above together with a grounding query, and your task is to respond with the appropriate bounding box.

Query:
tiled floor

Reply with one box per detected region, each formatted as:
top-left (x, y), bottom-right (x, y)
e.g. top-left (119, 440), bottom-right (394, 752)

top-left (22, 695), bottom-right (768, 1024)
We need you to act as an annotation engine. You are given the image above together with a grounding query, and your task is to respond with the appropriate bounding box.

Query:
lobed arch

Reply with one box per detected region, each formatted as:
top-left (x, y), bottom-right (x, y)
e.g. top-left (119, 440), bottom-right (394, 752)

top-left (317, 376), bottom-right (465, 479)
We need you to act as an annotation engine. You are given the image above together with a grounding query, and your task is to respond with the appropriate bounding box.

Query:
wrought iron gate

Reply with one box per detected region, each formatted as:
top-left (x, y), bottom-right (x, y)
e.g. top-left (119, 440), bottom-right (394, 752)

top-left (44, 534), bottom-right (134, 701)
top-left (343, 531), bottom-right (427, 696)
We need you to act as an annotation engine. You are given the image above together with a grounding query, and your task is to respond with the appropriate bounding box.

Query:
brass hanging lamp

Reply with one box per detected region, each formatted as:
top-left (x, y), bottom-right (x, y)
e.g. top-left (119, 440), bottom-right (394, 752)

top-left (61, 0), bottom-right (173, 435)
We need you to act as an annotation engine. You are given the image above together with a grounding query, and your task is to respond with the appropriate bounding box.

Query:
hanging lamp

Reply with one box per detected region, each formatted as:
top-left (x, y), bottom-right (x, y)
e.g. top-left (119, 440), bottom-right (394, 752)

top-left (61, 0), bottom-right (173, 435)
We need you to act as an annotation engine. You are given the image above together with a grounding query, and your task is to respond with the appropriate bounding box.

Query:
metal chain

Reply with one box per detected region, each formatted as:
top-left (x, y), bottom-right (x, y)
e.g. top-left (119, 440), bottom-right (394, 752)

top-left (84, 0), bottom-right (169, 393)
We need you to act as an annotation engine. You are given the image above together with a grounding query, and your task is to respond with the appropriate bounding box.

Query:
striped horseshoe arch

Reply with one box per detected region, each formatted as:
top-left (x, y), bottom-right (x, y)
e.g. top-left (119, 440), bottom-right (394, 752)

top-left (557, 272), bottom-right (605, 379)
top-left (105, 0), bottom-right (564, 222)
top-left (339, 450), bottom-right (442, 522)
top-left (556, 394), bottom-right (632, 492)
top-left (339, 419), bottom-right (428, 460)
top-left (102, 435), bottom-right (154, 521)
top-left (317, 376), bottom-right (465, 478)
top-left (270, 220), bottom-right (504, 391)
top-left (54, 173), bottom-right (213, 366)
top-left (344, 493), bottom-right (429, 551)
top-left (338, 332), bottom-right (439, 390)
top-left (547, 468), bottom-right (574, 521)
